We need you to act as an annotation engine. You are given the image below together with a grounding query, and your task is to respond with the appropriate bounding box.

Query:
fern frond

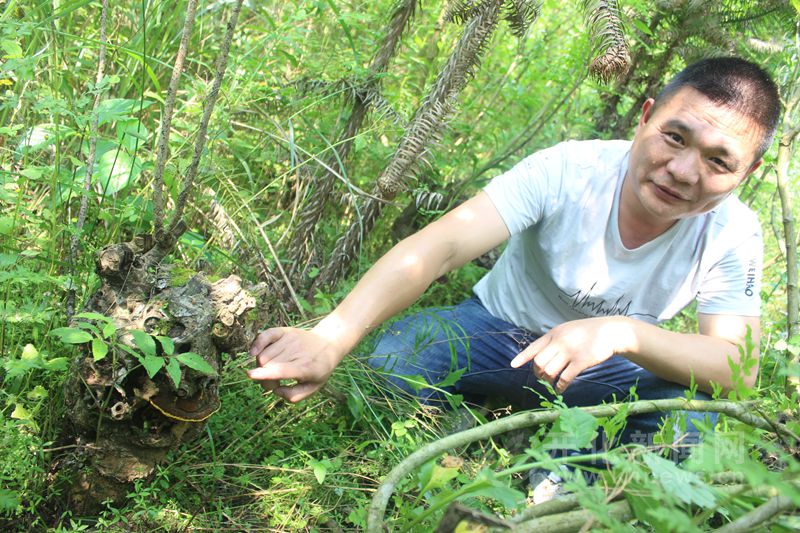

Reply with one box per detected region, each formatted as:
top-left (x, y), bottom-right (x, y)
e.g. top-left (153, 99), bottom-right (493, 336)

top-left (379, 0), bottom-right (502, 197)
top-left (502, 0), bottom-right (541, 38)
top-left (444, 0), bottom-right (483, 24)
top-left (581, 0), bottom-right (630, 83)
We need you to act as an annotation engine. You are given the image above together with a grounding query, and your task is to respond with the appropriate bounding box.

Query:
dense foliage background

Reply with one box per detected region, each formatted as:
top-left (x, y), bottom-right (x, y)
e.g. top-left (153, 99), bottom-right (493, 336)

top-left (1, 0), bottom-right (799, 530)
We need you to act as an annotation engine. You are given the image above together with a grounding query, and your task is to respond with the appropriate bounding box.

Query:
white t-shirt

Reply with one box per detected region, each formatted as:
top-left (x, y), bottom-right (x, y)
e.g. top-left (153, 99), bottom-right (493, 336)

top-left (473, 139), bottom-right (762, 335)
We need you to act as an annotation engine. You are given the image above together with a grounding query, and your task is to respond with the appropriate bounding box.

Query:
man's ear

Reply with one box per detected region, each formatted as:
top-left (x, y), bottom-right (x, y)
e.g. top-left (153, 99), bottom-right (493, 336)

top-left (743, 158), bottom-right (763, 181)
top-left (637, 98), bottom-right (656, 130)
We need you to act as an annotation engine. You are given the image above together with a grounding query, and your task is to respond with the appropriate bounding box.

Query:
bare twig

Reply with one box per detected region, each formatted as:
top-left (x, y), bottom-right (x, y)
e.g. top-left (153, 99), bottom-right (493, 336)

top-left (152, 0), bottom-right (200, 238)
top-left (67, 0), bottom-right (109, 320)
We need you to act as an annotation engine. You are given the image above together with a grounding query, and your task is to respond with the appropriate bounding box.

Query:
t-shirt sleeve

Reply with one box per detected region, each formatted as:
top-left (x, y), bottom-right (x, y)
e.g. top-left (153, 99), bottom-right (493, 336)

top-left (482, 143), bottom-right (565, 235)
top-left (696, 226), bottom-right (762, 316)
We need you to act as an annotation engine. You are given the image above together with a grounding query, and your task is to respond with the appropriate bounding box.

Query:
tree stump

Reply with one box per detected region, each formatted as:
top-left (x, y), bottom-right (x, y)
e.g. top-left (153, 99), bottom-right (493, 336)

top-left (56, 235), bottom-right (259, 513)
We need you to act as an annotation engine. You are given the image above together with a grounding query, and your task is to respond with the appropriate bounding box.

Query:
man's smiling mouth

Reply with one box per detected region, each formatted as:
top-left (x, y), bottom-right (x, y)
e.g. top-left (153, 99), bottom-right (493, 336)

top-left (652, 182), bottom-right (689, 202)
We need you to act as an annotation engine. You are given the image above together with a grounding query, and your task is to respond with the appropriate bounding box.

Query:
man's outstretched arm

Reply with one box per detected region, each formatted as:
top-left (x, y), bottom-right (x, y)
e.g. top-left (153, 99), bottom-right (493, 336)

top-left (510, 313), bottom-right (760, 395)
top-left (248, 191), bottom-right (510, 402)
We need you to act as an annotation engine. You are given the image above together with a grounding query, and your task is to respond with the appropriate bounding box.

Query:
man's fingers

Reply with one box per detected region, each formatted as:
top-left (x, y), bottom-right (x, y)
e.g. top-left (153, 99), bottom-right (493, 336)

top-left (274, 382), bottom-right (320, 403)
top-left (530, 342), bottom-right (559, 378)
top-left (511, 335), bottom-right (550, 368)
top-left (255, 340), bottom-right (288, 367)
top-left (247, 360), bottom-right (313, 383)
top-left (249, 328), bottom-right (285, 356)
top-left (541, 352), bottom-right (566, 382)
top-left (258, 379), bottom-right (280, 392)
top-left (555, 365), bottom-right (578, 393)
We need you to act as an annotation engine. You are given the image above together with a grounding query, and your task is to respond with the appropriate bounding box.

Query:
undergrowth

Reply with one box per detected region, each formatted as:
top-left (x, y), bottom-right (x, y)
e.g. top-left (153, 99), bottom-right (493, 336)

top-left (1, 0), bottom-right (799, 531)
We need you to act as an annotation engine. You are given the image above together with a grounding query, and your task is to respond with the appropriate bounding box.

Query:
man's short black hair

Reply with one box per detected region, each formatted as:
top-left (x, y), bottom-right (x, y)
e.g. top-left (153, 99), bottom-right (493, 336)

top-left (653, 57), bottom-right (780, 159)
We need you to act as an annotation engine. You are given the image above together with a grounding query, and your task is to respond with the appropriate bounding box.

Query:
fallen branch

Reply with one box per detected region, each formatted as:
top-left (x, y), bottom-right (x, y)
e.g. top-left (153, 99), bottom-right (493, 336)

top-left (366, 398), bottom-right (793, 532)
top-left (713, 493), bottom-right (797, 533)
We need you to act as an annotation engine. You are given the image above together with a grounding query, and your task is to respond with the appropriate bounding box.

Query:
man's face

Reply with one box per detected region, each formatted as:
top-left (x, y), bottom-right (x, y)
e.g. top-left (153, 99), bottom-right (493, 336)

top-left (625, 87), bottom-right (763, 228)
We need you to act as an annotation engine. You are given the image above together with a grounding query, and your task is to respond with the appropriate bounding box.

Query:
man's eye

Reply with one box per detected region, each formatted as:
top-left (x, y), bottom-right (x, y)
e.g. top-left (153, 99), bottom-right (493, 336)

top-left (665, 132), bottom-right (683, 144)
top-left (710, 157), bottom-right (729, 170)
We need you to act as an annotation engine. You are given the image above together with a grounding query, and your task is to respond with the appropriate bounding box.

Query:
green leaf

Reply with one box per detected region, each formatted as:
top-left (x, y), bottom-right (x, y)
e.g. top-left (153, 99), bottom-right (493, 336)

top-left (91, 338), bottom-right (109, 361)
top-left (175, 352), bottom-right (217, 376)
top-left (142, 354), bottom-right (165, 379)
top-left (11, 403), bottom-right (32, 421)
top-left (642, 451), bottom-right (717, 508)
top-left (458, 470), bottom-right (524, 509)
top-left (75, 320), bottom-right (100, 336)
top-left (1, 39), bottom-right (23, 58)
top-left (116, 119), bottom-right (149, 152)
top-left (4, 358), bottom-right (40, 379)
top-left (49, 327), bottom-right (92, 344)
top-left (157, 336), bottom-right (175, 356)
top-left (543, 407), bottom-right (599, 451)
top-left (44, 357), bottom-right (68, 371)
top-left (630, 18), bottom-right (653, 36)
top-left (96, 98), bottom-right (154, 126)
top-left (130, 330), bottom-right (156, 356)
top-left (397, 373), bottom-right (430, 393)
top-left (0, 215), bottom-right (15, 235)
top-left (102, 321), bottom-right (117, 339)
top-left (418, 460), bottom-right (460, 495)
top-left (0, 489), bottom-right (20, 512)
top-left (75, 146), bottom-right (142, 195)
top-left (437, 368), bottom-right (466, 388)
top-left (21, 344), bottom-right (39, 360)
top-left (27, 385), bottom-right (48, 400)
top-left (165, 357), bottom-right (182, 388)
top-left (74, 311), bottom-right (112, 323)
top-left (309, 459), bottom-right (328, 484)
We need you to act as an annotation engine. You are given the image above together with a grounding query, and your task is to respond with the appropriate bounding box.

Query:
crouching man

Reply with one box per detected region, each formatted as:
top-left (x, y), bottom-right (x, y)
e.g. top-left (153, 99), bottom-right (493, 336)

top-left (249, 57), bottom-right (779, 452)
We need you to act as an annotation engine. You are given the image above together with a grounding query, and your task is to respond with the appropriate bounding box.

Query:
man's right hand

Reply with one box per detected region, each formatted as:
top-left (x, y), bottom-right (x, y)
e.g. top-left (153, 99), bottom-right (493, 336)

top-left (247, 326), bottom-right (343, 402)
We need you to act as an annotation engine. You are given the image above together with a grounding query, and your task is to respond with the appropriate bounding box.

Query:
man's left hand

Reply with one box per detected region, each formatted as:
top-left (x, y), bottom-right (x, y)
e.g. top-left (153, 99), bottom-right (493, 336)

top-left (509, 316), bottom-right (636, 393)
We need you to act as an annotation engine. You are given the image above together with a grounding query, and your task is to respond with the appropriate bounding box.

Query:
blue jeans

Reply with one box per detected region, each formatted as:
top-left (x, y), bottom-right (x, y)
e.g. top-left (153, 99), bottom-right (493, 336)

top-left (366, 297), bottom-right (715, 452)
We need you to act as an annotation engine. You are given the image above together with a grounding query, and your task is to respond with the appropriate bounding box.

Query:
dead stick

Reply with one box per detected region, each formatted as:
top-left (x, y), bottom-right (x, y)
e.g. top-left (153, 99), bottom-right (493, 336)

top-left (165, 0), bottom-right (245, 241)
top-left (152, 0), bottom-right (200, 238)
top-left (67, 0), bottom-right (109, 320)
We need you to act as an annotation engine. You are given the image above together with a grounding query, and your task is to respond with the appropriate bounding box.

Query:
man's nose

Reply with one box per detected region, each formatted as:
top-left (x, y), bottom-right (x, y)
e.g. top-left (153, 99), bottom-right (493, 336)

top-left (665, 150), bottom-right (700, 184)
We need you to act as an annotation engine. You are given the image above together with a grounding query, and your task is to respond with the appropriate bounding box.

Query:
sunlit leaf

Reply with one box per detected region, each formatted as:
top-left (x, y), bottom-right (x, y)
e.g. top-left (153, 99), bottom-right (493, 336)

top-left (97, 98), bottom-right (154, 126)
top-left (543, 407), bottom-right (599, 451)
top-left (92, 338), bottom-right (109, 361)
top-left (130, 330), bottom-right (156, 356)
top-left (142, 354), bottom-right (165, 379)
top-left (75, 311), bottom-right (112, 323)
top-left (176, 352), bottom-right (217, 376)
top-left (49, 327), bottom-right (92, 344)
top-left (165, 357), bottom-right (182, 388)
top-left (157, 336), bottom-right (175, 356)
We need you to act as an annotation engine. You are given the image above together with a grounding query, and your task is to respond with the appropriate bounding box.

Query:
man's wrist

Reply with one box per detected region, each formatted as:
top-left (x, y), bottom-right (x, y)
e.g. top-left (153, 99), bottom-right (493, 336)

top-left (610, 315), bottom-right (640, 356)
top-left (312, 314), bottom-right (362, 364)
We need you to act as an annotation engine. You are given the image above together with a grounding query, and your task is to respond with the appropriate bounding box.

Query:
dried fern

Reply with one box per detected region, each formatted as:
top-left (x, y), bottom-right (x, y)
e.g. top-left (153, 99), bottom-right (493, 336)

top-left (318, 0), bottom-right (504, 288)
top-left (502, 0), bottom-right (541, 38)
top-left (287, 0), bottom-right (418, 275)
top-left (444, 0), bottom-right (484, 24)
top-left (581, 0), bottom-right (630, 83)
